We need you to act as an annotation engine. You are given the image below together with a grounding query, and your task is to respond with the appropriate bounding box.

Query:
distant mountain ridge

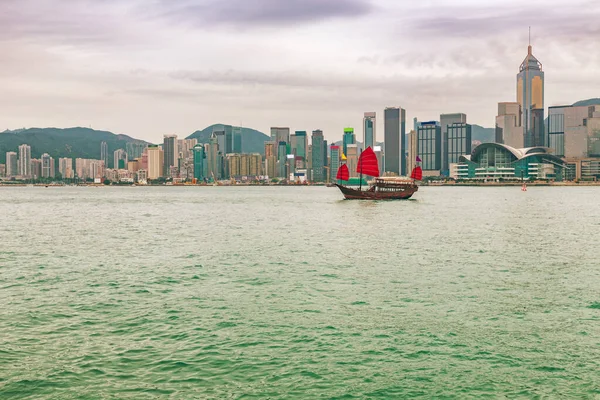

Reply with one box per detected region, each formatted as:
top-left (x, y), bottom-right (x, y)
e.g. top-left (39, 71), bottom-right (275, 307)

top-left (572, 98), bottom-right (600, 107)
top-left (0, 127), bottom-right (147, 165)
top-left (186, 124), bottom-right (269, 154)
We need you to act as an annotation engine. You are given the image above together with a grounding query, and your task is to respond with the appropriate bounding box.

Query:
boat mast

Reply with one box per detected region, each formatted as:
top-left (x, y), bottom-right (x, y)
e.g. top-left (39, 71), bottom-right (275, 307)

top-left (359, 149), bottom-right (363, 191)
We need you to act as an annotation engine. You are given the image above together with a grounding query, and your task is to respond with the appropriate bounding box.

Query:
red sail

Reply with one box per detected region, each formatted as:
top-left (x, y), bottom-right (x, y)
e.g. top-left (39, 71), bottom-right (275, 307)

top-left (410, 166), bottom-right (423, 180)
top-left (336, 164), bottom-right (350, 181)
top-left (357, 147), bottom-right (380, 177)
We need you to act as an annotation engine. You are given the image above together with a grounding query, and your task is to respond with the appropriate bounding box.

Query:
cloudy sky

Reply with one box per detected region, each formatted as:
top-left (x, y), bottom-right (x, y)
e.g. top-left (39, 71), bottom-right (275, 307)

top-left (1, 0), bottom-right (599, 142)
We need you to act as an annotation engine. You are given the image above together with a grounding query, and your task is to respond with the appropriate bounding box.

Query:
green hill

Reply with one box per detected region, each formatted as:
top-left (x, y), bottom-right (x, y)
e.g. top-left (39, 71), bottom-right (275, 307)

top-left (187, 124), bottom-right (269, 154)
top-left (0, 127), bottom-right (147, 165)
top-left (572, 98), bottom-right (600, 107)
top-left (471, 124), bottom-right (495, 143)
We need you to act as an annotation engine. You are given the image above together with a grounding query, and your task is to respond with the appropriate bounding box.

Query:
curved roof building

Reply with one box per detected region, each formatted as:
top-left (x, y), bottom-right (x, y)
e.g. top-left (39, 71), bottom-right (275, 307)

top-left (456, 143), bottom-right (566, 180)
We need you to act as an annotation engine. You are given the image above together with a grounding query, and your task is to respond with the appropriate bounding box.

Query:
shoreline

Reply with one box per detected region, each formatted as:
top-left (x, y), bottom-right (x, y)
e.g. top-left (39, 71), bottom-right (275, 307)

top-left (1, 182), bottom-right (600, 188)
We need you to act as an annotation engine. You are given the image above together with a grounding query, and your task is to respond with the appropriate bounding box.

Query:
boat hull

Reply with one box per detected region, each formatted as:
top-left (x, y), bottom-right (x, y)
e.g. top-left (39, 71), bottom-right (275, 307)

top-left (335, 184), bottom-right (418, 200)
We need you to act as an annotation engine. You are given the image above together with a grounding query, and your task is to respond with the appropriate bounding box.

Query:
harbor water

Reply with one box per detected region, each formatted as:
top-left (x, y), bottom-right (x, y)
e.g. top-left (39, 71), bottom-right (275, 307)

top-left (1, 186), bottom-right (599, 398)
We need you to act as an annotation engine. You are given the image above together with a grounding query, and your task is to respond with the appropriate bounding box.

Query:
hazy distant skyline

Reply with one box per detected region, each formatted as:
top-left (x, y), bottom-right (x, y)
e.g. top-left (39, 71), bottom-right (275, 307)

top-left (2, 0), bottom-right (599, 142)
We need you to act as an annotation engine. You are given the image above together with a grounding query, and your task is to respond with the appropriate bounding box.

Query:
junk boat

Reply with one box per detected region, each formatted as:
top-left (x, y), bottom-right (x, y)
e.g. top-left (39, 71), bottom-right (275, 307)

top-left (334, 146), bottom-right (422, 200)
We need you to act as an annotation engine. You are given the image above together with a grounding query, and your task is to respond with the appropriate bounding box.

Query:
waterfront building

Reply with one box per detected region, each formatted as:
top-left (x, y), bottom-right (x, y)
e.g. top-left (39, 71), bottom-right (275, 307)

top-left (228, 154), bottom-right (241, 178)
top-left (58, 158), bottom-right (74, 179)
top-left (18, 144), bottom-right (32, 178)
top-left (346, 144), bottom-right (358, 178)
top-left (163, 134), bottom-right (178, 177)
top-left (417, 121), bottom-right (442, 175)
top-left (74, 158), bottom-right (104, 180)
top-left (307, 145), bottom-right (312, 181)
top-left (342, 128), bottom-right (355, 156)
top-left (0, 164), bottom-right (4, 177)
top-left (147, 145), bottom-right (164, 180)
top-left (323, 140), bottom-right (328, 182)
top-left (311, 130), bottom-right (325, 182)
top-left (384, 107), bottom-right (406, 176)
top-left (495, 102), bottom-right (522, 148)
top-left (113, 149), bottom-right (128, 169)
top-left (406, 130), bottom-right (417, 178)
top-left (444, 123), bottom-right (472, 175)
top-left (440, 113), bottom-right (467, 174)
top-left (193, 144), bottom-right (205, 181)
top-left (127, 160), bottom-right (139, 173)
top-left (517, 41), bottom-right (545, 147)
top-left (6, 152), bottom-right (17, 178)
top-left (457, 143), bottom-right (565, 180)
top-left (588, 107), bottom-right (600, 157)
top-left (101, 141), bottom-right (108, 168)
top-left (264, 141), bottom-right (276, 179)
top-left (176, 139), bottom-right (197, 160)
top-left (363, 112), bottom-right (376, 150)
top-left (374, 146), bottom-right (384, 175)
top-left (137, 169), bottom-right (147, 183)
top-left (330, 145), bottom-right (341, 182)
top-left (41, 153), bottom-right (55, 178)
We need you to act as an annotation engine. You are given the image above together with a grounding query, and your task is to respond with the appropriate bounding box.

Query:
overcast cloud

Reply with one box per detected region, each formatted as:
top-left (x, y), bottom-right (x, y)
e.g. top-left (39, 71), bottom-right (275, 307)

top-left (1, 0), bottom-right (599, 142)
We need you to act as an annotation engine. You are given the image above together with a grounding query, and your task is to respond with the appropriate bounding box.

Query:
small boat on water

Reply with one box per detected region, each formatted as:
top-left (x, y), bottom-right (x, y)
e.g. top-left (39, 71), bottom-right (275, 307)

top-left (334, 147), bottom-right (422, 200)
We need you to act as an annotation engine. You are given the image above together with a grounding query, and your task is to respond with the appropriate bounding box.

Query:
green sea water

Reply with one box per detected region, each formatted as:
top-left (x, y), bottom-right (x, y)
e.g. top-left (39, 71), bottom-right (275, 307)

top-left (1, 186), bottom-right (599, 399)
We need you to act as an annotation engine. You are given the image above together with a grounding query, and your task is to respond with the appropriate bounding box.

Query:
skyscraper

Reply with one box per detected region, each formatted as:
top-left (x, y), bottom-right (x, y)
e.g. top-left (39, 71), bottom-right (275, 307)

top-left (232, 126), bottom-right (243, 153)
top-left (126, 142), bottom-right (146, 160)
top-left (496, 102), bottom-right (522, 148)
top-left (147, 145), bottom-right (164, 180)
top-left (18, 144), bottom-right (32, 178)
top-left (311, 130), bottom-right (325, 182)
top-left (101, 141), bottom-right (108, 168)
top-left (406, 131), bottom-right (417, 177)
top-left (330, 145), bottom-right (341, 182)
top-left (517, 40), bottom-right (544, 147)
top-left (206, 134), bottom-right (220, 181)
top-left (384, 107), bottom-right (406, 175)
top-left (192, 144), bottom-right (205, 181)
top-left (264, 141), bottom-right (276, 179)
top-left (444, 123), bottom-right (472, 174)
top-left (346, 144), bottom-right (358, 178)
top-left (291, 131), bottom-right (308, 168)
top-left (342, 128), bottom-right (355, 156)
top-left (277, 141), bottom-right (288, 178)
top-left (363, 112), bottom-right (376, 150)
top-left (163, 134), bottom-right (178, 176)
top-left (417, 121), bottom-right (442, 173)
top-left (440, 113), bottom-right (467, 174)
top-left (6, 152), bottom-right (17, 178)
top-left (270, 127), bottom-right (290, 159)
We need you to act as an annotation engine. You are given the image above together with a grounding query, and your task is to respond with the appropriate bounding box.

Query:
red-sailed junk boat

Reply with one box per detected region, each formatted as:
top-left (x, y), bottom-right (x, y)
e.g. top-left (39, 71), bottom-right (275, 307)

top-left (335, 147), bottom-right (422, 200)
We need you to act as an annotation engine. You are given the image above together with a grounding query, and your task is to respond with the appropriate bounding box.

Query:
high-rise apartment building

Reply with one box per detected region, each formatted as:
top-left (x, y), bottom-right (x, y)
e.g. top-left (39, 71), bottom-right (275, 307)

top-left (311, 130), bottom-right (325, 182)
top-left (41, 153), bottom-right (55, 178)
top-left (518, 42), bottom-right (545, 147)
top-left (417, 121), bottom-right (442, 173)
top-left (114, 149), bottom-right (128, 169)
top-left (496, 102), bottom-right (522, 148)
top-left (406, 130), bottom-right (417, 177)
top-left (18, 144), bottom-right (31, 178)
top-left (58, 158), bottom-right (73, 179)
top-left (270, 127), bottom-right (290, 159)
top-left (363, 112), bottom-right (376, 150)
top-left (126, 142), bottom-right (147, 160)
top-left (6, 152), bottom-right (17, 177)
top-left (101, 141), bottom-right (109, 168)
top-left (342, 128), bottom-right (355, 156)
top-left (264, 141), bottom-right (276, 179)
top-left (147, 145), bottom-right (164, 180)
top-left (163, 135), bottom-right (178, 177)
top-left (384, 107), bottom-right (406, 175)
top-left (31, 159), bottom-right (42, 179)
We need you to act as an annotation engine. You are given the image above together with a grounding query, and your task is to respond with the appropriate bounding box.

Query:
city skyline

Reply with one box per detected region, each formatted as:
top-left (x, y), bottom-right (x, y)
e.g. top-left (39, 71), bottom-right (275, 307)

top-left (1, 0), bottom-right (599, 143)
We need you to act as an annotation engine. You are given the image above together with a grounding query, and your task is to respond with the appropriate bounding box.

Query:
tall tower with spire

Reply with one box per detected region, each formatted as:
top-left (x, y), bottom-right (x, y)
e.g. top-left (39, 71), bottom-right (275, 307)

top-left (517, 29), bottom-right (545, 147)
